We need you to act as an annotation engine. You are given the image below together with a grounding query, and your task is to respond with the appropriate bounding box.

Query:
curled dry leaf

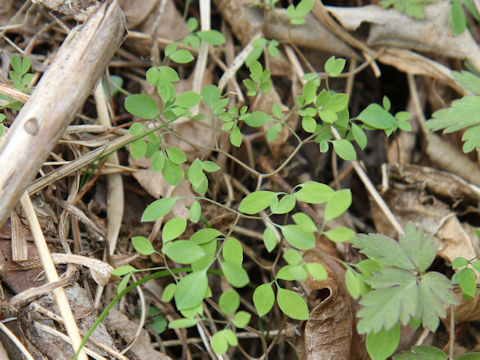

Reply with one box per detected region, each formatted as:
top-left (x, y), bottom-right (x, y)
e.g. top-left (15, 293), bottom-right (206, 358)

top-left (299, 248), bottom-right (368, 360)
top-left (328, 3), bottom-right (480, 71)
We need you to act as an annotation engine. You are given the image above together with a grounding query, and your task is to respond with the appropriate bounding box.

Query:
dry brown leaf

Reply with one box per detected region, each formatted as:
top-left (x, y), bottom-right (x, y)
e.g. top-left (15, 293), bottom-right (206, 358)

top-left (119, 0), bottom-right (158, 28)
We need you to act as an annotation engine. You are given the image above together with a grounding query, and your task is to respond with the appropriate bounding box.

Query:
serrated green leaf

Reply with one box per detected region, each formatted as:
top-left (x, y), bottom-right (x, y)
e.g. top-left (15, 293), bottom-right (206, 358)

top-left (222, 237), bottom-right (243, 266)
top-left (417, 272), bottom-right (455, 331)
top-left (393, 345), bottom-right (447, 360)
top-left (295, 181), bottom-right (334, 204)
top-left (324, 189), bottom-right (352, 222)
top-left (219, 289), bottom-right (240, 315)
top-left (196, 30), bottom-right (226, 45)
top-left (276, 288), bottom-right (309, 320)
top-left (162, 217), bottom-right (187, 243)
top-left (168, 318), bottom-right (200, 328)
top-left (163, 240), bottom-right (205, 264)
top-left (253, 283), bottom-right (275, 316)
top-left (357, 268), bottom-right (418, 333)
top-left (263, 226), bottom-right (277, 252)
top-left (351, 233), bottom-right (415, 270)
top-left (356, 103), bottom-right (396, 130)
top-left (175, 270), bottom-right (208, 310)
top-left (190, 228), bottom-right (223, 244)
top-left (221, 261), bottom-right (250, 287)
top-left (125, 94), bottom-right (158, 119)
top-left (142, 197), bottom-right (178, 222)
top-left (366, 324), bottom-right (400, 360)
top-left (281, 225), bottom-right (316, 250)
top-left (233, 311), bottom-right (251, 328)
top-left (238, 191), bottom-right (276, 214)
top-left (399, 222), bottom-right (436, 273)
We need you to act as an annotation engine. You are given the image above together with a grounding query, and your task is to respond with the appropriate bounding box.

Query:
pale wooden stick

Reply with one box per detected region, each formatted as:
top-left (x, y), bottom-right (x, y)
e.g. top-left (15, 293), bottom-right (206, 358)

top-left (20, 192), bottom-right (88, 360)
top-left (0, 0), bottom-right (125, 227)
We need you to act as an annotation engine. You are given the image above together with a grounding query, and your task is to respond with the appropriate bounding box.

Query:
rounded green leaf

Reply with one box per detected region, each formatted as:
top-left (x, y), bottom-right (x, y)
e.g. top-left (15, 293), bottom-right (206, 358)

top-left (292, 212), bottom-right (317, 232)
top-left (263, 226), bottom-right (277, 252)
top-left (238, 191), bottom-right (276, 214)
top-left (125, 94), bottom-right (158, 119)
top-left (451, 0), bottom-right (467, 35)
top-left (129, 138), bottom-right (147, 159)
top-left (295, 181), bottom-right (334, 204)
top-left (276, 288), bottom-right (309, 320)
top-left (366, 324), bottom-right (400, 360)
top-left (142, 197), bottom-right (179, 222)
top-left (162, 159), bottom-right (183, 186)
top-left (219, 289), bottom-right (240, 315)
top-left (189, 200), bottom-right (201, 223)
top-left (356, 103), bottom-right (395, 130)
top-left (117, 273), bottom-right (131, 294)
top-left (281, 225), bottom-right (316, 250)
top-left (253, 283), bottom-right (275, 316)
top-left (221, 261), bottom-right (250, 288)
top-left (324, 226), bottom-right (355, 242)
top-left (175, 91), bottom-right (201, 108)
top-left (112, 265), bottom-right (135, 276)
top-left (170, 49), bottom-right (194, 64)
top-left (132, 236), bottom-right (155, 255)
top-left (324, 56), bottom-right (346, 77)
top-left (166, 147), bottom-right (187, 164)
top-left (129, 122), bottom-right (144, 135)
top-left (452, 257), bottom-right (469, 269)
top-left (202, 160), bottom-right (220, 172)
top-left (345, 268), bottom-right (361, 299)
top-left (459, 268), bottom-right (477, 298)
top-left (351, 122), bottom-right (367, 149)
top-left (168, 318), bottom-right (200, 328)
top-left (243, 111), bottom-right (273, 127)
top-left (276, 264), bottom-right (308, 281)
top-left (283, 249), bottom-right (303, 265)
top-left (224, 329), bottom-right (238, 346)
top-left (306, 262), bottom-right (327, 280)
top-left (162, 283), bottom-right (176, 302)
top-left (211, 331), bottom-right (228, 355)
top-left (324, 189), bottom-right (352, 222)
top-left (163, 240), bottom-right (205, 264)
top-left (162, 217), bottom-right (187, 243)
top-left (151, 151), bottom-right (165, 172)
top-left (222, 237), bottom-right (243, 266)
top-left (201, 84), bottom-right (221, 107)
top-left (333, 139), bottom-right (357, 161)
top-left (232, 311), bottom-right (251, 328)
top-left (271, 194), bottom-right (296, 214)
top-left (196, 30), bottom-right (226, 45)
top-left (230, 125), bottom-right (242, 147)
top-left (175, 270), bottom-right (208, 310)
top-left (190, 228), bottom-right (223, 244)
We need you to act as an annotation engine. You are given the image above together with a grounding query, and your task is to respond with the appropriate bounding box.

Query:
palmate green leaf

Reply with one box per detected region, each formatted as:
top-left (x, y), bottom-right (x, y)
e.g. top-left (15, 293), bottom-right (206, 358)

top-left (357, 268), bottom-right (418, 334)
top-left (366, 324), bottom-right (400, 360)
top-left (253, 283), bottom-right (275, 316)
top-left (276, 288), bottom-right (309, 320)
top-left (426, 96), bottom-right (480, 152)
top-left (238, 191), bottom-right (276, 214)
top-left (417, 272), bottom-right (455, 331)
top-left (399, 222), bottom-right (436, 273)
top-left (393, 345), bottom-right (447, 360)
top-left (351, 233), bottom-right (416, 270)
top-left (175, 270), bottom-right (208, 310)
